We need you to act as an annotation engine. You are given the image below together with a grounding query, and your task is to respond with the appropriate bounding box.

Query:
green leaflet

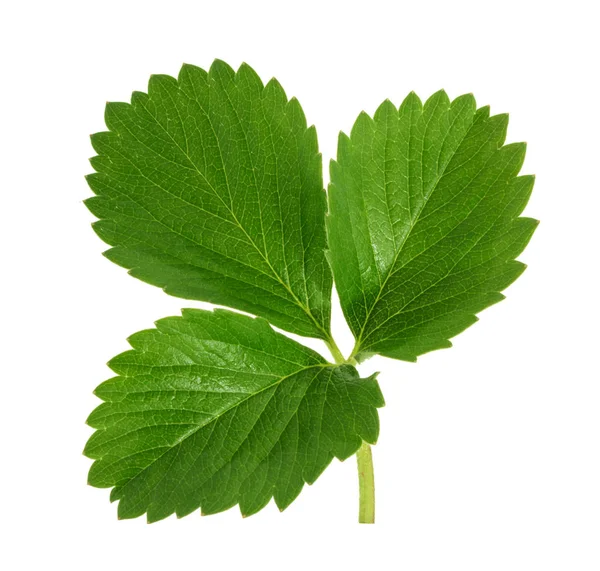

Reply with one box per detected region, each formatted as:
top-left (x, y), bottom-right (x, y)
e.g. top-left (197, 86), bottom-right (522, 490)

top-left (328, 91), bottom-right (538, 362)
top-left (86, 60), bottom-right (332, 340)
top-left (84, 65), bottom-right (538, 524)
top-left (84, 309), bottom-right (383, 521)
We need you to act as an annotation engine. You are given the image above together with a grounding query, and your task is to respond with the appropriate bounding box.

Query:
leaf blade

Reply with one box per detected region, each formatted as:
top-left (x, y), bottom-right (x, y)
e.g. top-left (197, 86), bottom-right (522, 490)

top-left (84, 309), bottom-right (383, 521)
top-left (328, 91), bottom-right (537, 362)
top-left (86, 61), bottom-right (332, 340)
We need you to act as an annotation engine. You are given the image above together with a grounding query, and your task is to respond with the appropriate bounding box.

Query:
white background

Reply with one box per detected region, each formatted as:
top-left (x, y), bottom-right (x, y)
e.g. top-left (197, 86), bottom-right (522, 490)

top-left (1, 1), bottom-right (599, 569)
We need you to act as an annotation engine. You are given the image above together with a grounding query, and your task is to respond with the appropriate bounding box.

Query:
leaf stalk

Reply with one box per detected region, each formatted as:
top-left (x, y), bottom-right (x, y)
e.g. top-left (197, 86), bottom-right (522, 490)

top-left (325, 337), bottom-right (346, 365)
top-left (356, 441), bottom-right (375, 524)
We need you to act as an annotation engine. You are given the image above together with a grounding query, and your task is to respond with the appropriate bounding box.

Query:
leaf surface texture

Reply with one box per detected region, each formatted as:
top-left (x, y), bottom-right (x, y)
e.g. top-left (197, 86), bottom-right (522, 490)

top-left (86, 61), bottom-right (332, 339)
top-left (328, 91), bottom-right (537, 361)
top-left (84, 309), bottom-right (383, 520)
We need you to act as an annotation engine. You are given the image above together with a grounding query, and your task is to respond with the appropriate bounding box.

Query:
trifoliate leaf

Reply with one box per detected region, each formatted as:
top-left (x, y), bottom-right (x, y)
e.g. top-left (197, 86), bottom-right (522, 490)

top-left (84, 309), bottom-right (383, 521)
top-left (328, 91), bottom-right (537, 362)
top-left (86, 60), bottom-right (332, 340)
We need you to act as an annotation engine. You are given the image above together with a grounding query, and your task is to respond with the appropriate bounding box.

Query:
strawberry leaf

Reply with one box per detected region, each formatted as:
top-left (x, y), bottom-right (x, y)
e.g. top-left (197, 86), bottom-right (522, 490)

top-left (83, 68), bottom-right (538, 525)
top-left (328, 92), bottom-right (538, 362)
top-left (86, 60), bottom-right (332, 340)
top-left (84, 309), bottom-right (383, 521)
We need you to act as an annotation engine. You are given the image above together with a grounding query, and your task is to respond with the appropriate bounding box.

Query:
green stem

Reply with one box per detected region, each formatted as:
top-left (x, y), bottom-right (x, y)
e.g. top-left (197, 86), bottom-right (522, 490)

top-left (325, 337), bottom-right (345, 365)
top-left (356, 441), bottom-right (375, 524)
top-left (326, 336), bottom-right (372, 522)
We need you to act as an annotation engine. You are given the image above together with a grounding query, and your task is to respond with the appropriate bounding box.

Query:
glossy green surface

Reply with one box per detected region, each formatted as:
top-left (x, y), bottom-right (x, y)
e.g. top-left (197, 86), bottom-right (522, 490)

top-left (328, 92), bottom-right (537, 362)
top-left (85, 309), bottom-right (383, 521)
top-left (86, 61), bottom-right (332, 340)
top-left (85, 66), bottom-right (537, 521)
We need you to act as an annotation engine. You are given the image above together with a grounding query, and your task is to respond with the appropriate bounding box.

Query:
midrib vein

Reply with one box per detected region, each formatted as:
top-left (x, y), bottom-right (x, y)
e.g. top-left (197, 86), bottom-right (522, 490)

top-left (135, 90), bottom-right (328, 338)
top-left (108, 363), bottom-right (332, 496)
top-left (352, 108), bottom-right (475, 356)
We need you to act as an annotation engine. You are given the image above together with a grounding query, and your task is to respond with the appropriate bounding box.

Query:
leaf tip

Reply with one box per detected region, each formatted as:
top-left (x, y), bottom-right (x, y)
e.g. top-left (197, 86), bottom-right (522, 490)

top-left (179, 62), bottom-right (198, 73)
top-left (406, 90), bottom-right (421, 102)
top-left (237, 61), bottom-right (255, 75)
top-left (401, 91), bottom-right (423, 112)
top-left (209, 58), bottom-right (235, 80)
top-left (237, 61), bottom-right (264, 90)
top-left (178, 62), bottom-right (207, 84)
top-left (374, 98), bottom-right (397, 121)
top-left (426, 89), bottom-right (450, 107)
top-left (350, 110), bottom-right (375, 139)
top-left (265, 76), bottom-right (287, 102)
top-left (337, 129), bottom-right (350, 148)
top-left (493, 111), bottom-right (510, 126)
